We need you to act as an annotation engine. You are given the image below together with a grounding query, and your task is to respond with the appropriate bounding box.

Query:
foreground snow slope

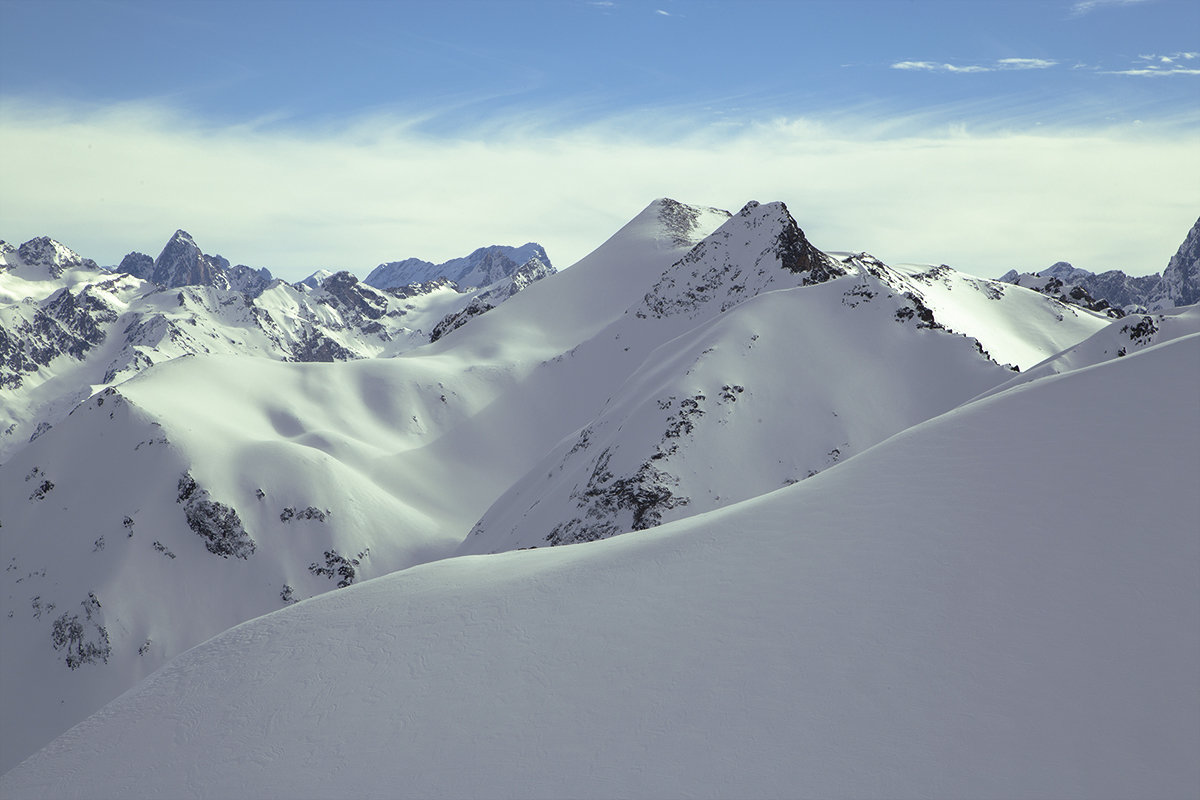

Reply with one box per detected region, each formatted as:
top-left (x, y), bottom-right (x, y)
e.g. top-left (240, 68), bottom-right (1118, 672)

top-left (0, 199), bottom-right (733, 771)
top-left (5, 333), bottom-right (1196, 799)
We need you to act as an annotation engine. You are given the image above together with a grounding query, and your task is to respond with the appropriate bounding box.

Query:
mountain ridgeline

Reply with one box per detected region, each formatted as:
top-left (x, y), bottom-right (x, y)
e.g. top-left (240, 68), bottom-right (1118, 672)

top-left (1, 200), bottom-right (1197, 791)
top-left (997, 215), bottom-right (1200, 314)
top-left (0, 231), bottom-right (556, 460)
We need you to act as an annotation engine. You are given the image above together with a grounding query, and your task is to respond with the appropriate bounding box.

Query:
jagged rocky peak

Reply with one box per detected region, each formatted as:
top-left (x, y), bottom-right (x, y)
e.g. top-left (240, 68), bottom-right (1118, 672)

top-left (365, 242), bottom-right (553, 290)
top-left (653, 197), bottom-right (733, 247)
top-left (638, 200), bottom-right (846, 320)
top-left (13, 237), bottom-right (99, 277)
top-left (1151, 216), bottom-right (1200, 310)
top-left (117, 252), bottom-right (154, 280)
top-left (149, 230), bottom-right (230, 289)
top-left (315, 270), bottom-right (387, 320)
top-left (226, 264), bottom-right (275, 298)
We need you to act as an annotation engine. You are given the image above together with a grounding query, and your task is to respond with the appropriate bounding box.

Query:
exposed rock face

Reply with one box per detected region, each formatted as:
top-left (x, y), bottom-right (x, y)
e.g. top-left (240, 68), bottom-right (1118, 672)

top-left (428, 256), bottom-right (556, 343)
top-left (999, 218), bottom-right (1199, 313)
top-left (14, 238), bottom-right (99, 278)
top-left (177, 473), bottom-right (256, 559)
top-left (655, 197), bottom-right (732, 247)
top-left (638, 201), bottom-right (848, 319)
top-left (117, 252), bottom-right (154, 281)
top-left (998, 270), bottom-right (1124, 318)
top-left (1150, 216), bottom-right (1200, 310)
top-left (1, 284), bottom-right (118, 389)
top-left (366, 243), bottom-right (552, 290)
top-left (227, 265), bottom-right (274, 298)
top-left (317, 271), bottom-right (388, 321)
top-left (149, 230), bottom-right (231, 289)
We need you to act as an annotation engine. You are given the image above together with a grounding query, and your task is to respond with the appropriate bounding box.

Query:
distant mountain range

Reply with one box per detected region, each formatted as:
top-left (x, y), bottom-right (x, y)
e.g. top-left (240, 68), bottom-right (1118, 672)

top-left (997, 216), bottom-right (1200, 314)
top-left (1, 201), bottom-right (1197, 796)
top-left (0, 231), bottom-right (555, 460)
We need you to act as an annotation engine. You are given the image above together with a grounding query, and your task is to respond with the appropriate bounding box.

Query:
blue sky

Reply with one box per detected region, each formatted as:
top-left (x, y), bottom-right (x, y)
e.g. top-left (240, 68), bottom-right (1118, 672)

top-left (2, 0), bottom-right (1198, 278)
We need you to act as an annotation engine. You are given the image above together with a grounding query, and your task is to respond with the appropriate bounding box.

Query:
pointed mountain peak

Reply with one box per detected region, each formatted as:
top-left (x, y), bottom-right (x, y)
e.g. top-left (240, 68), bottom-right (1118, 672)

top-left (649, 198), bottom-right (732, 248)
top-left (1150, 215), bottom-right (1200, 310)
top-left (637, 199), bottom-right (845, 320)
top-left (151, 230), bottom-right (230, 289)
top-left (14, 237), bottom-right (99, 277)
top-left (117, 251), bottom-right (155, 280)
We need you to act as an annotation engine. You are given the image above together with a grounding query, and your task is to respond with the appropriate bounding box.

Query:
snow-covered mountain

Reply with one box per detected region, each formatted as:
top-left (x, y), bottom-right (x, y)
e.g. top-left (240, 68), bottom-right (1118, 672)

top-left (1, 199), bottom-right (1195, 794)
top-left (365, 242), bottom-right (552, 289)
top-left (459, 202), bottom-right (1108, 555)
top-left (0, 233), bottom-right (554, 463)
top-left (3, 319), bottom-right (1195, 800)
top-left (998, 215), bottom-right (1200, 313)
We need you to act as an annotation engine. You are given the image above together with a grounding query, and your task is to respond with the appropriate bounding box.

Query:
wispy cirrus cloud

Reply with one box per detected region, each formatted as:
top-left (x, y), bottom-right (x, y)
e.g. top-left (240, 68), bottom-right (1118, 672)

top-left (891, 58), bottom-right (1058, 73)
top-left (1103, 52), bottom-right (1200, 76)
top-left (1069, 0), bottom-right (1156, 17)
top-left (892, 61), bottom-right (991, 74)
top-left (996, 58), bottom-right (1059, 70)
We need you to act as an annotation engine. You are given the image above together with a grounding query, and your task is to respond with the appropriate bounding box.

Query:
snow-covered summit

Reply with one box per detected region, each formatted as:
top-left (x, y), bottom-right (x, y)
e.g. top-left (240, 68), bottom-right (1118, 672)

top-left (638, 200), bottom-right (845, 320)
top-left (1, 198), bottom-right (1192, 785)
top-left (366, 242), bottom-right (552, 290)
top-left (1, 237), bottom-right (100, 279)
top-left (297, 268), bottom-right (335, 289)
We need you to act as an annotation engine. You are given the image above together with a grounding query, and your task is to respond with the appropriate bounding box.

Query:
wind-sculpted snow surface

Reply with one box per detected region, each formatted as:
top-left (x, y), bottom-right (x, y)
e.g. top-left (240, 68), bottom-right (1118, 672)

top-left (4, 334), bottom-right (1195, 799)
top-left (0, 199), bottom-right (730, 771)
top-left (976, 303), bottom-right (1200, 401)
top-left (0, 198), bottom-right (1142, 775)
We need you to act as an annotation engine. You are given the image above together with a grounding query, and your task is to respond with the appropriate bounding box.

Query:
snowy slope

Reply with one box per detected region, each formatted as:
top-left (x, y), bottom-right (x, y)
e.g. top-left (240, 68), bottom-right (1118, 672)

top-left (460, 205), bottom-right (1111, 555)
top-left (4, 333), bottom-right (1195, 799)
top-left (0, 200), bottom-right (732, 770)
top-left (0, 199), bottom-right (1133, 774)
top-left (977, 302), bottom-right (1200, 401)
top-left (459, 205), bottom-right (1015, 554)
top-left (839, 255), bottom-right (1111, 370)
top-left (0, 236), bottom-right (553, 462)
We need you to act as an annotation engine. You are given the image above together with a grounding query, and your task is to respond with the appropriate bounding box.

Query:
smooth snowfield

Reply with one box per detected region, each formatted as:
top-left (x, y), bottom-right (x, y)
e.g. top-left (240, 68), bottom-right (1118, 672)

top-left (4, 334), bottom-right (1197, 799)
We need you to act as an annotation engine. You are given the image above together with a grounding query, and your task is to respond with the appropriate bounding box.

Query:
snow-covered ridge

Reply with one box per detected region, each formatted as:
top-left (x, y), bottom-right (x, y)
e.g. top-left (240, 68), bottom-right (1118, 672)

top-left (1, 199), bottom-right (1195, 782)
top-left (3, 328), bottom-right (1195, 800)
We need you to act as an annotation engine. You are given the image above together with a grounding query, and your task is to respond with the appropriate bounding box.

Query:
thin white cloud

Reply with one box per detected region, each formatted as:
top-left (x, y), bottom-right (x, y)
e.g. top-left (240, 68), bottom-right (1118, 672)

top-left (891, 61), bottom-right (992, 73)
top-left (1, 101), bottom-right (1196, 280)
top-left (1103, 67), bottom-right (1200, 76)
top-left (996, 58), bottom-right (1058, 70)
top-left (1108, 53), bottom-right (1200, 75)
top-left (1070, 0), bottom-right (1155, 17)
top-left (655, 9), bottom-right (670, 16)
top-left (892, 58), bottom-right (1057, 73)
